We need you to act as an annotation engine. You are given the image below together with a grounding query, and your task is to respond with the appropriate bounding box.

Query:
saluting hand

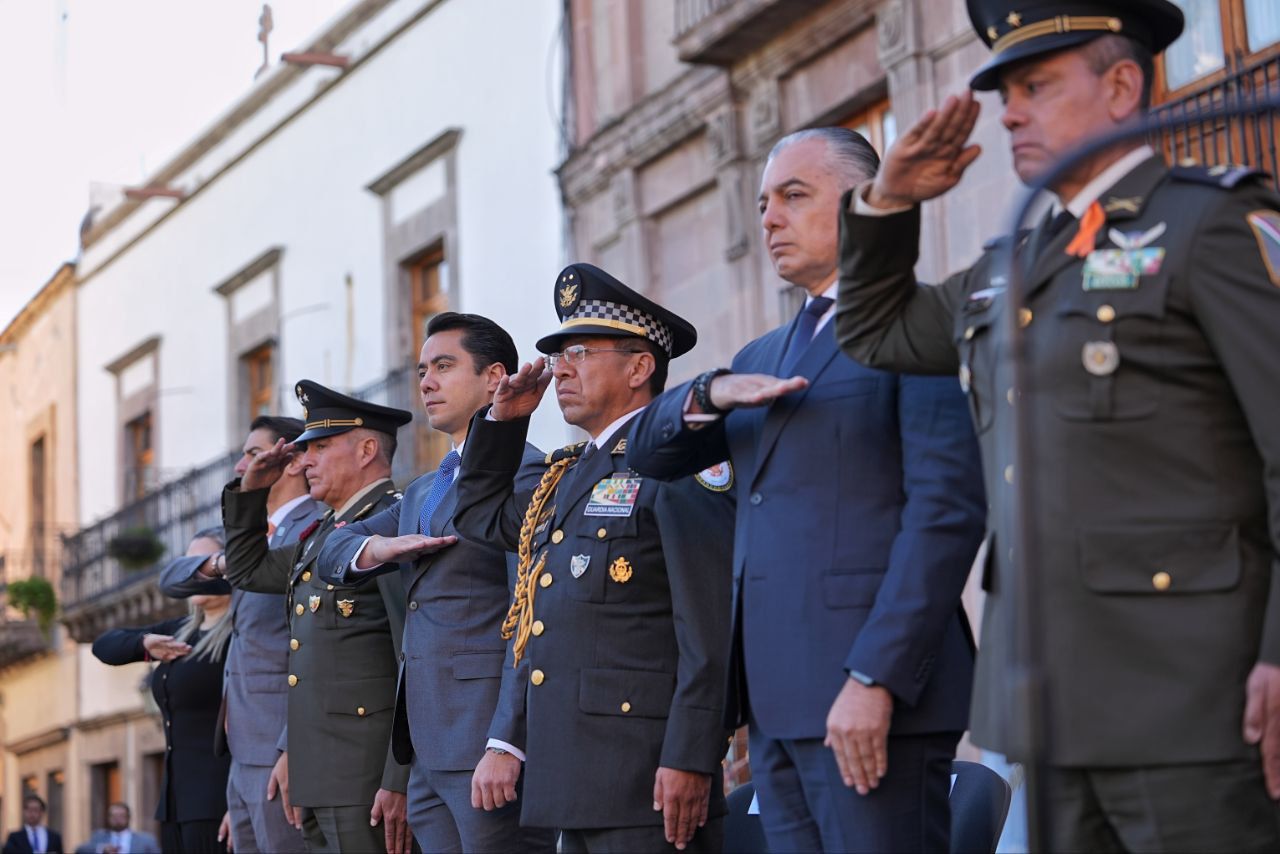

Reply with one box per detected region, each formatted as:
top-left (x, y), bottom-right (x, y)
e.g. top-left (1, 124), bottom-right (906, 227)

top-left (240, 437), bottom-right (299, 492)
top-left (1243, 661), bottom-right (1280, 798)
top-left (357, 534), bottom-right (458, 569)
top-left (865, 90), bottom-right (983, 210)
top-left (699, 373), bottom-right (809, 412)
top-left (142, 633), bottom-right (192, 661)
top-left (491, 357), bottom-right (552, 421)
top-left (370, 788), bottom-right (410, 854)
top-left (653, 767), bottom-right (711, 851)
top-left (825, 677), bottom-right (893, 795)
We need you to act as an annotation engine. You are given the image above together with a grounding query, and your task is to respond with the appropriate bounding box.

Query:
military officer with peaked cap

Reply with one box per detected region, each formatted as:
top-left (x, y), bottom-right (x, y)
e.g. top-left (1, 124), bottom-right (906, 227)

top-left (451, 263), bottom-right (736, 852)
top-left (835, 0), bottom-right (1280, 849)
top-left (202, 380), bottom-right (416, 853)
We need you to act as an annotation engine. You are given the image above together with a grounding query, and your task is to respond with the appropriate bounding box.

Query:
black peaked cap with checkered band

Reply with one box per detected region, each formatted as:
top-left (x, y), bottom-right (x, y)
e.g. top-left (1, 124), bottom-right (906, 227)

top-left (967, 0), bottom-right (1183, 91)
top-left (292, 379), bottom-right (413, 446)
top-left (536, 262), bottom-right (697, 359)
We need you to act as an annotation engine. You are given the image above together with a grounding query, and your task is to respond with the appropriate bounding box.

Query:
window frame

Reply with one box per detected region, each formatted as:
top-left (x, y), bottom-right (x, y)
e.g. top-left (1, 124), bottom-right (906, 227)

top-left (1155, 0), bottom-right (1280, 104)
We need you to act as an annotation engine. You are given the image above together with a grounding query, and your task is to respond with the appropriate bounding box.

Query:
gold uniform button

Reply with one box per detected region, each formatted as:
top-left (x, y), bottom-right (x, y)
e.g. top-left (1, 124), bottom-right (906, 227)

top-left (288, 675), bottom-right (298, 687)
top-left (1018, 307), bottom-right (1033, 328)
top-left (540, 574), bottom-right (553, 588)
top-left (1152, 571), bottom-right (1172, 591)
top-left (357, 706), bottom-right (366, 716)
top-left (1004, 465), bottom-right (1015, 484)
top-left (964, 326), bottom-right (976, 340)
top-left (1096, 304), bottom-right (1116, 323)
top-left (290, 639), bottom-right (300, 651)
top-left (597, 528), bottom-right (607, 539)
top-left (301, 571), bottom-right (312, 582)
top-left (620, 701), bottom-right (632, 713)
top-left (295, 603), bottom-right (305, 615)
top-left (551, 530), bottom-right (564, 544)
top-left (531, 620), bottom-right (545, 636)
top-left (531, 669), bottom-right (545, 686)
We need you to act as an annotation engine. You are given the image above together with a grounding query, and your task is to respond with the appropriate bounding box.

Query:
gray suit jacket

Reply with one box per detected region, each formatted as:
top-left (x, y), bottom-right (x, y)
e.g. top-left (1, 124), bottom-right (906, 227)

top-left (74, 829), bottom-right (160, 854)
top-left (159, 495), bottom-right (325, 765)
top-left (316, 445), bottom-right (543, 771)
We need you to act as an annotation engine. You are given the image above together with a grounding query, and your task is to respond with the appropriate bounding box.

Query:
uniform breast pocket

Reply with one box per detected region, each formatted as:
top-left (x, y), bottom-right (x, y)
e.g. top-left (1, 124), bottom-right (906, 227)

top-left (564, 514), bottom-right (640, 604)
top-left (1051, 278), bottom-right (1170, 422)
top-left (955, 303), bottom-right (999, 434)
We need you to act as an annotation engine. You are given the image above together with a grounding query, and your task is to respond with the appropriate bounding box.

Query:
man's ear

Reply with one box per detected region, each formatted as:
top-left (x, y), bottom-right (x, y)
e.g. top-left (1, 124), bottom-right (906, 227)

top-left (1105, 58), bottom-right (1144, 123)
top-left (484, 362), bottom-right (507, 395)
top-left (284, 454), bottom-right (306, 477)
top-left (628, 351), bottom-right (656, 391)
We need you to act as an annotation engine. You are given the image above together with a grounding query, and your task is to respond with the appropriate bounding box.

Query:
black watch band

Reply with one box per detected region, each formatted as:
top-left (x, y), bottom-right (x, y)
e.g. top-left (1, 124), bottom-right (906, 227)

top-left (692, 368), bottom-right (732, 415)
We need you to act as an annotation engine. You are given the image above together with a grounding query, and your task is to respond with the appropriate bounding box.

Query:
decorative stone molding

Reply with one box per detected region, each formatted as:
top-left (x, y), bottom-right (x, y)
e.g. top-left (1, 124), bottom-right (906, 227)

top-left (705, 106), bottom-right (740, 168)
top-left (749, 82), bottom-right (781, 153)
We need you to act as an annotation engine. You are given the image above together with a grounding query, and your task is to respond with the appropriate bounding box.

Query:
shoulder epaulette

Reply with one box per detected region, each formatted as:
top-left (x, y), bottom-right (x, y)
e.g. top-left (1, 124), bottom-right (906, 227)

top-left (352, 501), bottom-right (377, 522)
top-left (387, 487), bottom-right (402, 500)
top-left (545, 441), bottom-right (588, 465)
top-left (983, 228), bottom-right (1032, 251)
top-left (1169, 162), bottom-right (1267, 189)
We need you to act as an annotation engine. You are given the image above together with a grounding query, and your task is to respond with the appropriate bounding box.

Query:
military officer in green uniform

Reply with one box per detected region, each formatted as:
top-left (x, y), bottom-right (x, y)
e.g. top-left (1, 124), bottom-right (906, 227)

top-left (202, 380), bottom-right (415, 853)
top-left (452, 264), bottom-right (735, 852)
top-left (835, 0), bottom-right (1280, 850)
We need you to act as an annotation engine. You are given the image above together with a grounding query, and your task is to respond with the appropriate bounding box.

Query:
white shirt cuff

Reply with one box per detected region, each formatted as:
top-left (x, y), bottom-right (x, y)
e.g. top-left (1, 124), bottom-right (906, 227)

top-left (350, 537), bottom-right (382, 572)
top-left (681, 387), bottom-right (722, 426)
top-left (486, 738), bottom-right (526, 762)
top-left (850, 181), bottom-right (912, 216)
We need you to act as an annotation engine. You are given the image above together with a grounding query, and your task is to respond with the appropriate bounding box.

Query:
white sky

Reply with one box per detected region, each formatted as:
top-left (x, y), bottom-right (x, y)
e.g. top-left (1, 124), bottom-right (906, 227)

top-left (0, 0), bottom-right (353, 329)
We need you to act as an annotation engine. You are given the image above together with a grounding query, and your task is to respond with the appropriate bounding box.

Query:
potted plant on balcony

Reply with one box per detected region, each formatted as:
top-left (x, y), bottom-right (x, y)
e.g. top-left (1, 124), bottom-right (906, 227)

top-left (7, 576), bottom-right (57, 632)
top-left (107, 527), bottom-right (166, 570)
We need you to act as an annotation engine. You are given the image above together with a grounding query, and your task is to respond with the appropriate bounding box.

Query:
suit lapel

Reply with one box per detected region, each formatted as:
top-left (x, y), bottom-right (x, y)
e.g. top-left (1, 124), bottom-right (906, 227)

top-left (752, 323), bottom-right (841, 482)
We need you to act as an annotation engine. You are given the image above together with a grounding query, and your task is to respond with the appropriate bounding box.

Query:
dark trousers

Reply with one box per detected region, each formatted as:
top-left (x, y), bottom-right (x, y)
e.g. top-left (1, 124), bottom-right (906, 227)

top-left (406, 756), bottom-right (555, 853)
top-left (1046, 761), bottom-right (1280, 853)
top-left (300, 805), bottom-right (385, 854)
top-left (559, 817), bottom-right (724, 853)
top-left (749, 722), bottom-right (959, 853)
top-left (160, 819), bottom-right (222, 853)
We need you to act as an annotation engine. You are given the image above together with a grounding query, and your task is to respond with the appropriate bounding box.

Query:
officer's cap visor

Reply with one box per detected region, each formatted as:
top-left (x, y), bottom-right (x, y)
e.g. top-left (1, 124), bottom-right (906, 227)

top-left (970, 31), bottom-right (1102, 90)
top-left (536, 325), bottom-right (654, 356)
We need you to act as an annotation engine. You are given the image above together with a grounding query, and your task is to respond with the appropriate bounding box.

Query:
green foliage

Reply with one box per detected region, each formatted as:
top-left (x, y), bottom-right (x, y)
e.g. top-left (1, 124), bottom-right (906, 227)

top-left (107, 527), bottom-right (166, 569)
top-left (8, 576), bottom-right (57, 631)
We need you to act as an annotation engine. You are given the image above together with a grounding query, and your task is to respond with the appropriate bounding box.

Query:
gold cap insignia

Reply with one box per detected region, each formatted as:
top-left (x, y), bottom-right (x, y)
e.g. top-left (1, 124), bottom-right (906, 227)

top-left (558, 282), bottom-right (579, 310)
top-left (308, 595), bottom-right (321, 613)
top-left (609, 556), bottom-right (633, 584)
top-left (337, 599), bottom-right (355, 618)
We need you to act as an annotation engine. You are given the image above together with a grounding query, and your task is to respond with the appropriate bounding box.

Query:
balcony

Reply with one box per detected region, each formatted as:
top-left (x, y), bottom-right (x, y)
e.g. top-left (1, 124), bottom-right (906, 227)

top-left (674, 0), bottom-right (832, 66)
top-left (0, 539), bottom-right (69, 669)
top-left (61, 452), bottom-right (236, 643)
top-left (1151, 51), bottom-right (1280, 184)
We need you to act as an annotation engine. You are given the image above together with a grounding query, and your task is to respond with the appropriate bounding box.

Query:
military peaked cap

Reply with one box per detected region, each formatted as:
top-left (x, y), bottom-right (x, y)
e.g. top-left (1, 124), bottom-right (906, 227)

top-left (292, 379), bottom-right (413, 445)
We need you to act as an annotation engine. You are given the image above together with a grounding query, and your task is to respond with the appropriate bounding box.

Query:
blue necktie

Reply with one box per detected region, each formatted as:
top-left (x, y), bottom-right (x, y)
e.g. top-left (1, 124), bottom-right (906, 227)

top-left (779, 296), bottom-right (834, 376)
top-left (418, 450), bottom-right (461, 535)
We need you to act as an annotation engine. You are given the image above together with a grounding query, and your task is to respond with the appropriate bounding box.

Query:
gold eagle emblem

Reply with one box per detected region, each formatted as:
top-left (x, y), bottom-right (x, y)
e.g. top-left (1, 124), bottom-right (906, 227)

top-left (558, 282), bottom-right (578, 309)
top-left (337, 599), bottom-right (355, 618)
top-left (609, 556), bottom-right (633, 584)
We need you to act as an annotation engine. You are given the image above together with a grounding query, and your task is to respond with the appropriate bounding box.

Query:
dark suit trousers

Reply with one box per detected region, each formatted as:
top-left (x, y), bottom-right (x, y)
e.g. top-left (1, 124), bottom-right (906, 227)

top-left (407, 754), bottom-right (555, 854)
top-left (749, 722), bottom-right (958, 853)
top-left (300, 806), bottom-right (384, 854)
top-left (558, 818), bottom-right (724, 853)
top-left (1046, 761), bottom-right (1280, 852)
top-left (160, 819), bottom-right (221, 853)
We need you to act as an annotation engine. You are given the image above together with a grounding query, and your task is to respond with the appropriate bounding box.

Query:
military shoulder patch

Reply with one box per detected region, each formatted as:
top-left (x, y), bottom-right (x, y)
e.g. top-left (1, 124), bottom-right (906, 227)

top-left (1246, 210), bottom-right (1280, 287)
top-left (1169, 163), bottom-right (1267, 189)
top-left (695, 461), bottom-right (734, 492)
top-left (545, 441), bottom-right (588, 465)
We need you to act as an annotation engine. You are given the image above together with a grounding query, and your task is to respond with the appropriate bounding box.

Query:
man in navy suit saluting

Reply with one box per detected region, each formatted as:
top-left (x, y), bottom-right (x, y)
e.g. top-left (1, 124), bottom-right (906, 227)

top-left (628, 127), bottom-right (986, 853)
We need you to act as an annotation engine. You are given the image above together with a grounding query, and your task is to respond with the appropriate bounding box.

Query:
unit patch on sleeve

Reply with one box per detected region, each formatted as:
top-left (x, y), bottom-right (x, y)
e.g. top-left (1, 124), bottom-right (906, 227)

top-left (695, 461), bottom-right (734, 492)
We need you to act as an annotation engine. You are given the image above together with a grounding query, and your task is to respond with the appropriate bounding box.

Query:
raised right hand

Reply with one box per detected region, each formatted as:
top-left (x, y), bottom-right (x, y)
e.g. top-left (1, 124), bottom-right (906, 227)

top-left (491, 357), bottom-right (552, 421)
top-left (706, 373), bottom-right (809, 412)
top-left (240, 437), bottom-right (298, 492)
top-left (867, 91), bottom-right (983, 209)
top-left (142, 633), bottom-right (192, 662)
top-left (358, 534), bottom-right (459, 568)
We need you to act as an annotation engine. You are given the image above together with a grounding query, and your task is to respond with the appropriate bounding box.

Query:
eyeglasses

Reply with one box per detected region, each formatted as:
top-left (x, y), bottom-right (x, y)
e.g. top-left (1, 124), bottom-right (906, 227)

top-left (547, 345), bottom-right (641, 369)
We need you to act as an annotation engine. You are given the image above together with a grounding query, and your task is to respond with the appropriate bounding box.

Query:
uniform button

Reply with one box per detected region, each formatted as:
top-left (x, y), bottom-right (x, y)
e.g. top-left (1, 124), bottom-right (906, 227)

top-left (357, 706), bottom-right (366, 716)
top-left (326, 584), bottom-right (335, 591)
top-left (167, 746), bottom-right (172, 751)
top-left (295, 603), bottom-right (305, 615)
top-left (551, 530), bottom-right (564, 544)
top-left (1004, 465), bottom-right (1014, 484)
top-left (749, 492), bottom-right (763, 506)
top-left (1152, 571), bottom-right (1172, 591)
top-left (531, 620), bottom-right (545, 636)
top-left (1096, 304), bottom-right (1116, 323)
top-left (301, 571), bottom-right (312, 582)
top-left (166, 720), bottom-right (171, 727)
top-left (530, 669), bottom-right (545, 686)
top-left (597, 528), bottom-right (607, 539)
top-left (408, 601), bottom-right (419, 611)
top-left (1007, 388), bottom-right (1016, 405)
top-left (288, 675), bottom-right (298, 687)
top-left (1018, 308), bottom-right (1033, 328)
top-left (540, 574), bottom-right (553, 588)
top-left (964, 326), bottom-right (976, 340)
top-left (290, 639), bottom-right (299, 651)
top-left (620, 701), bottom-right (632, 713)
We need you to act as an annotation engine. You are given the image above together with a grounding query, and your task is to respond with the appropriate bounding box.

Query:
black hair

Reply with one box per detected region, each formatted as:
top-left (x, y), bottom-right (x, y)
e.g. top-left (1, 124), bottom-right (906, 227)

top-left (425, 312), bottom-right (518, 375)
top-left (249, 415), bottom-right (306, 445)
top-left (23, 794), bottom-right (45, 811)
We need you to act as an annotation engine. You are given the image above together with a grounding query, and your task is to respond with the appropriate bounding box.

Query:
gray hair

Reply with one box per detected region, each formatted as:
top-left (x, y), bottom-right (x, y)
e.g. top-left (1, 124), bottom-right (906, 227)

top-left (767, 127), bottom-right (881, 189)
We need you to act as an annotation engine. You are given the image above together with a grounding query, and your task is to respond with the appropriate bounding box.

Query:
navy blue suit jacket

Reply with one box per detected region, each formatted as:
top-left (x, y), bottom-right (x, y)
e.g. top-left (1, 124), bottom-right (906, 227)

top-left (627, 313), bottom-right (985, 739)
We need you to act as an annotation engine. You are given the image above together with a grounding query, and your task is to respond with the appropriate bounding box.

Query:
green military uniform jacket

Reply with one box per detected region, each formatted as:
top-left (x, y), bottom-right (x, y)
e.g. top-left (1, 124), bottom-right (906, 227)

top-left (452, 410), bottom-right (735, 829)
top-left (222, 477), bottom-right (410, 805)
top-left (835, 154), bottom-right (1280, 767)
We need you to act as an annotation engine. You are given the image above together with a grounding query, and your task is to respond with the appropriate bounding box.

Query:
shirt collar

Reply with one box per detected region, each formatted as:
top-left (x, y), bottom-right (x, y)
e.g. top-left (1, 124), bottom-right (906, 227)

top-left (590, 405), bottom-right (647, 451)
top-left (334, 477), bottom-right (392, 518)
top-left (268, 493), bottom-right (312, 528)
top-left (1058, 145), bottom-right (1155, 218)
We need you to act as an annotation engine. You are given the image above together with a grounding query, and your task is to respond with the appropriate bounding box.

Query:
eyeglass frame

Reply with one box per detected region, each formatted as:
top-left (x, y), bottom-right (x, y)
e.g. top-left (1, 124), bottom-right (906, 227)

top-left (546, 344), bottom-right (645, 369)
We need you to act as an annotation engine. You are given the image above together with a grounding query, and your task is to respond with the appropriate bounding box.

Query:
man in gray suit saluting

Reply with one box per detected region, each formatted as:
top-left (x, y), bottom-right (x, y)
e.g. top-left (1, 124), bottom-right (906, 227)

top-left (318, 312), bottom-right (555, 854)
top-left (158, 416), bottom-right (322, 853)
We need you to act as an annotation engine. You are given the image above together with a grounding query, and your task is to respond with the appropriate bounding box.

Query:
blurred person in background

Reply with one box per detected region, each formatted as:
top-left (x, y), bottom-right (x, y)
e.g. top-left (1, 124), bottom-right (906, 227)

top-left (3, 794), bottom-right (63, 854)
top-left (92, 529), bottom-right (232, 853)
top-left (75, 803), bottom-right (160, 854)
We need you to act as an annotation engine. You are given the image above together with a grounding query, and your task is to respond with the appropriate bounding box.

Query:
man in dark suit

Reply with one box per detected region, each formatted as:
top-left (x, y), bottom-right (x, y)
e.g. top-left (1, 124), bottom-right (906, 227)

top-left (158, 415), bottom-right (322, 853)
top-left (627, 127), bottom-right (986, 853)
top-left (3, 795), bottom-right (63, 854)
top-left (317, 312), bottom-right (555, 853)
top-left (835, 1), bottom-right (1280, 849)
top-left (200, 383), bottom-right (414, 854)
top-left (452, 264), bottom-right (735, 852)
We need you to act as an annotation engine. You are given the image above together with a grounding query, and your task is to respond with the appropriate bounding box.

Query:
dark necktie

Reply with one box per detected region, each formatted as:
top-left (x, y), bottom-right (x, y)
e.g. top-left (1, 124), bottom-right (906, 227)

top-left (780, 296), bottom-right (835, 376)
top-left (418, 449), bottom-right (461, 534)
top-left (1034, 208), bottom-right (1075, 255)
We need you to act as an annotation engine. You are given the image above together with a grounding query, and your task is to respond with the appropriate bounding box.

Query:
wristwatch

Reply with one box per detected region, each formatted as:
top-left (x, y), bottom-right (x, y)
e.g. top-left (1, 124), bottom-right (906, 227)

top-left (692, 368), bottom-right (732, 415)
top-left (486, 746), bottom-right (509, 756)
top-left (848, 669), bottom-right (878, 687)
